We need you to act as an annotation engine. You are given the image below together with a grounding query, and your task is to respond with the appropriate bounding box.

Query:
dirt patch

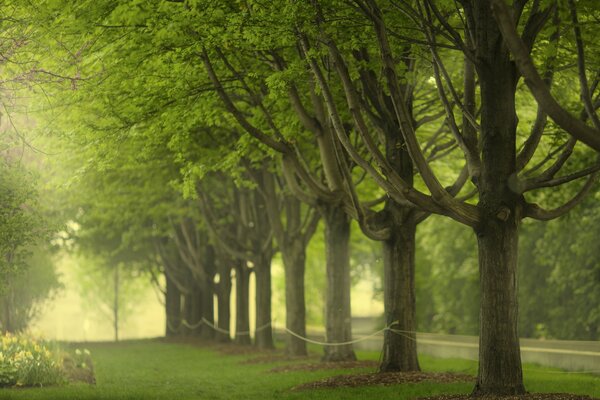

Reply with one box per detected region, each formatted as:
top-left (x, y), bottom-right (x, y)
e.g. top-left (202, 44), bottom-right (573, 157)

top-left (417, 395), bottom-right (598, 400)
top-left (273, 360), bottom-right (380, 373)
top-left (62, 353), bottom-right (95, 385)
top-left (292, 371), bottom-right (474, 390)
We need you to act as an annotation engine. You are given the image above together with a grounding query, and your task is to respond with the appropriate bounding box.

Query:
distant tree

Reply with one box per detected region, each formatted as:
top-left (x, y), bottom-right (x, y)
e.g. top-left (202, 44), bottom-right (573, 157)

top-left (74, 256), bottom-right (147, 342)
top-left (0, 246), bottom-right (61, 333)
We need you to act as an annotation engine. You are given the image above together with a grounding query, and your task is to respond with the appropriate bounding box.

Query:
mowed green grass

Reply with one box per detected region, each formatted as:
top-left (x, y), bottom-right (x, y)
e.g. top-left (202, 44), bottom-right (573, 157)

top-left (0, 339), bottom-right (597, 400)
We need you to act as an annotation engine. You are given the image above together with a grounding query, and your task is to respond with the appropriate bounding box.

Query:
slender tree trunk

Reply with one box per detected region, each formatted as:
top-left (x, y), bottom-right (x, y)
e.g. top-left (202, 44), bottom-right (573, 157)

top-left (113, 264), bottom-right (119, 342)
top-left (473, 5), bottom-right (524, 392)
top-left (216, 267), bottom-right (232, 343)
top-left (254, 255), bottom-right (274, 349)
top-left (165, 274), bottom-right (182, 337)
top-left (2, 291), bottom-right (13, 334)
top-left (320, 204), bottom-right (355, 362)
top-left (282, 244), bottom-right (308, 356)
top-left (189, 283), bottom-right (203, 336)
top-left (200, 280), bottom-right (215, 340)
top-left (201, 244), bottom-right (216, 340)
top-left (235, 261), bottom-right (251, 345)
top-left (380, 213), bottom-right (420, 371)
top-left (182, 292), bottom-right (193, 336)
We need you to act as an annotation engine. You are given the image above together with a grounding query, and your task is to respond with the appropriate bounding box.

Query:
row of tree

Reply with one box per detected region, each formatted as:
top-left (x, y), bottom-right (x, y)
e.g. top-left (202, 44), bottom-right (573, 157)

top-left (1, 0), bottom-right (599, 396)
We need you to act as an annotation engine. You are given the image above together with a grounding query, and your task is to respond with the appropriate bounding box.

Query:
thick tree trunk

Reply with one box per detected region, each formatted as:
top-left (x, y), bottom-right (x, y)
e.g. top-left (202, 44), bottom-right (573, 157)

top-left (216, 267), bottom-right (232, 343)
top-left (472, 3), bottom-right (525, 392)
top-left (165, 274), bottom-right (182, 337)
top-left (254, 255), bottom-right (274, 349)
top-left (235, 261), bottom-right (251, 345)
top-left (282, 244), bottom-right (308, 356)
top-left (475, 215), bottom-right (523, 395)
top-left (321, 204), bottom-right (356, 362)
top-left (380, 214), bottom-right (420, 372)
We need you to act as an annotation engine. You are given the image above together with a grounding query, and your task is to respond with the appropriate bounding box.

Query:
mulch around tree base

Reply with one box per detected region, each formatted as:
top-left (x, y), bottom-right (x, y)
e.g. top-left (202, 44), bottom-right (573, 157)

top-left (271, 360), bottom-right (379, 372)
top-left (291, 371), bottom-right (474, 390)
top-left (417, 395), bottom-right (598, 400)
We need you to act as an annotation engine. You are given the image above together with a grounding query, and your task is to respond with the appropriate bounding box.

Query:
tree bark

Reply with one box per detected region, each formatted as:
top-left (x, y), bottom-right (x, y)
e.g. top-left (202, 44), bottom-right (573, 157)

top-left (200, 244), bottom-right (216, 340)
top-left (182, 282), bottom-right (202, 336)
top-left (261, 172), bottom-right (311, 356)
top-left (475, 213), bottom-right (523, 395)
top-left (200, 280), bottom-right (215, 340)
top-left (113, 264), bottom-right (119, 342)
top-left (254, 254), bottom-right (274, 349)
top-left (472, 3), bottom-right (525, 393)
top-left (216, 266), bottom-right (232, 343)
top-left (320, 204), bottom-right (356, 361)
top-left (282, 243), bottom-right (308, 356)
top-left (380, 210), bottom-right (420, 372)
top-left (165, 274), bottom-right (182, 337)
top-left (189, 283), bottom-right (203, 336)
top-left (234, 260), bottom-right (251, 345)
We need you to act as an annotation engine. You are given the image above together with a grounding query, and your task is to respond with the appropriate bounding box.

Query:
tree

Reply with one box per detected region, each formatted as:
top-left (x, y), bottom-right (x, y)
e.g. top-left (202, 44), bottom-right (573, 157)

top-left (318, 0), bottom-right (598, 394)
top-left (0, 246), bottom-right (61, 333)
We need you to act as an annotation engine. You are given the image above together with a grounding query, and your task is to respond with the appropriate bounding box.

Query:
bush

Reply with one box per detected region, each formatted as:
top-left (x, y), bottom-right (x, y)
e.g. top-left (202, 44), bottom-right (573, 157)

top-left (0, 333), bottom-right (63, 387)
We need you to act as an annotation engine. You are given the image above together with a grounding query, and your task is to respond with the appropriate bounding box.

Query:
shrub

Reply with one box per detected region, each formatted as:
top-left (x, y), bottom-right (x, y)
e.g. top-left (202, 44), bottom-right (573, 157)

top-left (0, 332), bottom-right (63, 387)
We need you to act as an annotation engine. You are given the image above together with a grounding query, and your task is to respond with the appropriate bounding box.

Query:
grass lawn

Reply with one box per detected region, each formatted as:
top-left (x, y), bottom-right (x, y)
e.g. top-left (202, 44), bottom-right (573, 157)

top-left (0, 339), bottom-right (597, 400)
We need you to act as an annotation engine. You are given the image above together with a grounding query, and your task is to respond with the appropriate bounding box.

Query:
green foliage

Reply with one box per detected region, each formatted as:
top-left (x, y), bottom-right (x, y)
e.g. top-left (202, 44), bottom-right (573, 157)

top-left (0, 333), bottom-right (63, 388)
top-left (0, 159), bottom-right (42, 290)
top-left (528, 192), bottom-right (600, 340)
top-left (414, 199), bottom-right (600, 340)
top-left (0, 247), bottom-right (62, 333)
top-left (415, 216), bottom-right (479, 335)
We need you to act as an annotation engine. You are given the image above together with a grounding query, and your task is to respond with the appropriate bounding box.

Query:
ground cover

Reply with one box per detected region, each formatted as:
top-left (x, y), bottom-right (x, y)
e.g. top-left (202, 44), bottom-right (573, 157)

top-left (0, 339), bottom-right (596, 400)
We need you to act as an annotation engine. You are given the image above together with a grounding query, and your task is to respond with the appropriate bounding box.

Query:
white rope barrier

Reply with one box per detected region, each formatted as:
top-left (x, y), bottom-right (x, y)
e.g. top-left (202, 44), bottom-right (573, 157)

top-left (284, 326), bottom-right (389, 346)
top-left (167, 316), bottom-right (274, 336)
top-left (279, 320), bottom-right (420, 347)
top-left (167, 318), bottom-right (599, 376)
top-left (201, 317), bottom-right (273, 336)
top-left (181, 319), bottom-right (204, 330)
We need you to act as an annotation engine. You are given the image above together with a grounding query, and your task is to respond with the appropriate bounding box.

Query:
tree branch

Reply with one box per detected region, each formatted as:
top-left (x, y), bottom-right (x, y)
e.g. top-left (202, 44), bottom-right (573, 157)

top-left (491, 0), bottom-right (600, 151)
top-left (524, 173), bottom-right (597, 220)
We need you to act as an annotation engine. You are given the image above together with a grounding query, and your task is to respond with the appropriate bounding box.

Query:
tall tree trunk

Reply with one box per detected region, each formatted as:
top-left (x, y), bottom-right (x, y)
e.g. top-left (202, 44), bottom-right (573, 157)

top-left (200, 280), bottom-right (215, 340)
top-left (380, 211), bottom-right (420, 372)
top-left (182, 282), bottom-right (202, 336)
top-left (113, 264), bottom-right (119, 342)
top-left (282, 244), bottom-right (308, 356)
top-left (201, 244), bottom-right (217, 340)
top-left (165, 274), bottom-right (182, 337)
top-left (473, 3), bottom-right (524, 392)
top-left (2, 290), bottom-right (13, 334)
top-left (235, 261), bottom-right (251, 345)
top-left (475, 211), bottom-right (522, 395)
top-left (216, 267), bottom-right (232, 343)
top-left (254, 254), bottom-right (274, 349)
top-left (182, 292), bottom-right (193, 336)
top-left (321, 204), bottom-right (356, 362)
top-left (189, 283), bottom-right (203, 336)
